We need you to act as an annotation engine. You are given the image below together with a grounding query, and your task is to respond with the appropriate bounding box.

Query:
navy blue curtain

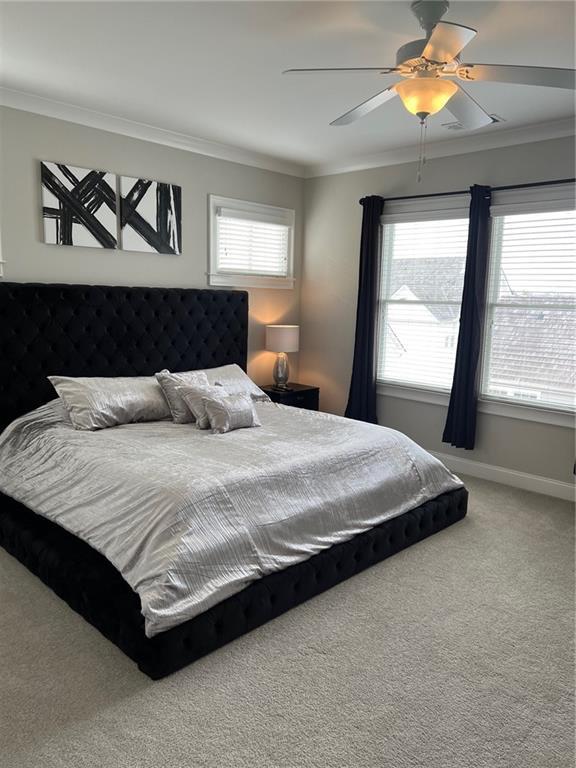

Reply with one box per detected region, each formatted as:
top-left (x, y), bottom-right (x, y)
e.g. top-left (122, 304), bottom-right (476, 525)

top-left (345, 195), bottom-right (384, 423)
top-left (443, 184), bottom-right (492, 449)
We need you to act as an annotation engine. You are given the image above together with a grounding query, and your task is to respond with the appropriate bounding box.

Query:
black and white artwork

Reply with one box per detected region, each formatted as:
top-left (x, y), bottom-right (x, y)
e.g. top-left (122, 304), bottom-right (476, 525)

top-left (120, 176), bottom-right (182, 254)
top-left (41, 162), bottom-right (117, 248)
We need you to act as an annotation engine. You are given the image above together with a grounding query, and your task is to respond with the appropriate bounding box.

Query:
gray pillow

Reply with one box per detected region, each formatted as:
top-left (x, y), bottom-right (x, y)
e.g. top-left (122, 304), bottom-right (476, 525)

top-left (202, 391), bottom-right (261, 434)
top-left (156, 370), bottom-right (210, 423)
top-left (177, 383), bottom-right (224, 429)
top-left (204, 364), bottom-right (270, 402)
top-left (48, 375), bottom-right (171, 431)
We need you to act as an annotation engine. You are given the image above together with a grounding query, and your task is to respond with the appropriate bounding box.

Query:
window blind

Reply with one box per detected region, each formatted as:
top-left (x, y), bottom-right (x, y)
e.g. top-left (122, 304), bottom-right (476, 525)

top-left (482, 209), bottom-right (576, 411)
top-left (209, 195), bottom-right (294, 288)
top-left (216, 214), bottom-right (290, 277)
top-left (377, 216), bottom-right (469, 390)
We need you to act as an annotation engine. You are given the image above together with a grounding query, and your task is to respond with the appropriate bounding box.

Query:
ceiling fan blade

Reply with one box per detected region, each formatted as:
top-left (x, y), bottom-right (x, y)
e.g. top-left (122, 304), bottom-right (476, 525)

top-left (283, 67), bottom-right (398, 75)
top-left (457, 63), bottom-right (575, 90)
top-left (445, 86), bottom-right (496, 130)
top-left (422, 21), bottom-right (477, 63)
top-left (330, 86), bottom-right (398, 126)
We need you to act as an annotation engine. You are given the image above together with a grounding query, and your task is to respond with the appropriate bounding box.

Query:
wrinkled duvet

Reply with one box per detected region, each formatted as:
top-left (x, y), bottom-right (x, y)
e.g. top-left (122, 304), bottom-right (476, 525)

top-left (0, 399), bottom-right (463, 636)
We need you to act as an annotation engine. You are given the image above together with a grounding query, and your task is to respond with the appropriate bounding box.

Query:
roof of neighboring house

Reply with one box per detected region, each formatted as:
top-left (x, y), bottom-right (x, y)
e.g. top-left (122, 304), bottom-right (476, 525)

top-left (489, 296), bottom-right (575, 392)
top-left (390, 257), bottom-right (464, 322)
top-left (388, 258), bottom-right (574, 395)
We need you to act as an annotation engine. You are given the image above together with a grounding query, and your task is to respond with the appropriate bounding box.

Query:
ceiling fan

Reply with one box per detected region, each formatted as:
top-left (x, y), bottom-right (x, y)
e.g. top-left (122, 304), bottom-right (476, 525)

top-left (283, 0), bottom-right (575, 131)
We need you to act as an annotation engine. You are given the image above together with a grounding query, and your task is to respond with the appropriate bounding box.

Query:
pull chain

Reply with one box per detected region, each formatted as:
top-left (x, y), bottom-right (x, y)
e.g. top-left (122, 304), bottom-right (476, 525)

top-left (416, 118), bottom-right (428, 184)
top-left (423, 118), bottom-right (428, 167)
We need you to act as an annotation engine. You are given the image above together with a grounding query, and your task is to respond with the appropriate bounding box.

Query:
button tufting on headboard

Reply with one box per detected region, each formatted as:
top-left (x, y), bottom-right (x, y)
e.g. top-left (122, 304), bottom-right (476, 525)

top-left (0, 282), bottom-right (248, 431)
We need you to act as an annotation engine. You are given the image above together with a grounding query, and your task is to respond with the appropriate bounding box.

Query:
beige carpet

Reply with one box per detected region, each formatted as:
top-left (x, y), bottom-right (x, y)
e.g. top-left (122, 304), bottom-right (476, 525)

top-left (0, 476), bottom-right (573, 768)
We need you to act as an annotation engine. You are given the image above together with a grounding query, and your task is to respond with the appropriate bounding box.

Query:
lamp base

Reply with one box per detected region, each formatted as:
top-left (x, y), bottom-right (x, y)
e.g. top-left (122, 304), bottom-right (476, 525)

top-left (272, 352), bottom-right (290, 390)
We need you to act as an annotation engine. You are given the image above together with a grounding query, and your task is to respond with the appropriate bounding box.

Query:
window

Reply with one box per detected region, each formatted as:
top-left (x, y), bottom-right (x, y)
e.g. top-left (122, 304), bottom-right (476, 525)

top-left (376, 195), bottom-right (470, 390)
top-left (209, 195), bottom-right (295, 289)
top-left (482, 185), bottom-right (575, 411)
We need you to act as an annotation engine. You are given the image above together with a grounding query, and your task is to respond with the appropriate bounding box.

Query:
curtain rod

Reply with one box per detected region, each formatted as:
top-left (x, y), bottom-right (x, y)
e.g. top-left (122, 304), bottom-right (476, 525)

top-left (383, 177), bottom-right (576, 203)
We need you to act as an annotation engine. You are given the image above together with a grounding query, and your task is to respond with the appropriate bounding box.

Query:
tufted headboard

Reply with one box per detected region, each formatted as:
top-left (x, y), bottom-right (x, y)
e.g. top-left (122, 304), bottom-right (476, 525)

top-left (0, 282), bottom-right (248, 431)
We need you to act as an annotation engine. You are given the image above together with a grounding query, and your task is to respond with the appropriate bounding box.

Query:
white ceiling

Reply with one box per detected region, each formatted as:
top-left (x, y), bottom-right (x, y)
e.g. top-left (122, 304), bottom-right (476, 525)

top-left (1, 1), bottom-right (574, 175)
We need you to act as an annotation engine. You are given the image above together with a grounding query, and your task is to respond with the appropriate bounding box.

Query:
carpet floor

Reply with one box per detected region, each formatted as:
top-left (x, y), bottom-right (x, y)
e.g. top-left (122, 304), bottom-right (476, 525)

top-left (0, 476), bottom-right (573, 768)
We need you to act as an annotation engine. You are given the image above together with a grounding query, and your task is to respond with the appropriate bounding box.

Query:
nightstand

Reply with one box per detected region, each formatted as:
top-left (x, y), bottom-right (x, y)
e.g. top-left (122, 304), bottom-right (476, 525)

top-left (262, 383), bottom-right (319, 411)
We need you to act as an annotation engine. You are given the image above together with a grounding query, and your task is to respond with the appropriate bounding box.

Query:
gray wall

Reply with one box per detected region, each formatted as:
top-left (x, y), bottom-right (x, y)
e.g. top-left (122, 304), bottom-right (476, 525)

top-left (300, 136), bottom-right (575, 484)
top-left (1, 106), bottom-right (573, 484)
top-left (0, 106), bottom-right (304, 384)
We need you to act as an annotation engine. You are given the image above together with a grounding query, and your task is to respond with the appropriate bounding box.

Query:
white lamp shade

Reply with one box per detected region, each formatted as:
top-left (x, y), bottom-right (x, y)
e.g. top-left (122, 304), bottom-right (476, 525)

top-left (266, 325), bottom-right (300, 353)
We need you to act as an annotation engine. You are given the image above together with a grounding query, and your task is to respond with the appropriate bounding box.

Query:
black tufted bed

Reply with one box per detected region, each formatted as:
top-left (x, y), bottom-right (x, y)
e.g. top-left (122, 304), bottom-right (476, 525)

top-left (0, 282), bottom-right (468, 679)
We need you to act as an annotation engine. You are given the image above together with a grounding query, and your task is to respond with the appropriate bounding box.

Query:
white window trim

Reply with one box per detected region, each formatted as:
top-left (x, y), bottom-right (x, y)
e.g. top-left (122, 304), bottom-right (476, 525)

top-left (376, 382), bottom-right (575, 428)
top-left (208, 194), bottom-right (295, 289)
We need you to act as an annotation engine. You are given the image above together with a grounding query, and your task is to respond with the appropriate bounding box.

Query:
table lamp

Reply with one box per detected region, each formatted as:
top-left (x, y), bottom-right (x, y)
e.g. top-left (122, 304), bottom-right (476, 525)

top-left (265, 325), bottom-right (299, 390)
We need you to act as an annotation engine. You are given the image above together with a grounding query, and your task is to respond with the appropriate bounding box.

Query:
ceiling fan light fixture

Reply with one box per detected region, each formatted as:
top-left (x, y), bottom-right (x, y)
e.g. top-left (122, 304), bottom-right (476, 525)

top-left (394, 77), bottom-right (458, 120)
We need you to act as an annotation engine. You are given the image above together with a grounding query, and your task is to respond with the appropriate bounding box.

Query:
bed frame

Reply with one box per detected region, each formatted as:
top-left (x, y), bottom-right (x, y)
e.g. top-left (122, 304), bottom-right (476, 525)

top-left (0, 282), bottom-right (468, 679)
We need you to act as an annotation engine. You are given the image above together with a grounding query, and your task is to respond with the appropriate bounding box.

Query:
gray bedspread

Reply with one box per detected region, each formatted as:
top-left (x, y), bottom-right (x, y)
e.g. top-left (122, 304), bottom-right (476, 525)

top-left (0, 400), bottom-right (463, 636)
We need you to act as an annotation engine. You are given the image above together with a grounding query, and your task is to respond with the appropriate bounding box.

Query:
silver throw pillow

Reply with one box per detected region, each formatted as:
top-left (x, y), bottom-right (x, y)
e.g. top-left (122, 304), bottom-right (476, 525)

top-left (177, 383), bottom-right (224, 429)
top-left (156, 370), bottom-right (210, 423)
top-left (202, 392), bottom-right (261, 434)
top-left (204, 364), bottom-right (270, 402)
top-left (48, 375), bottom-right (171, 431)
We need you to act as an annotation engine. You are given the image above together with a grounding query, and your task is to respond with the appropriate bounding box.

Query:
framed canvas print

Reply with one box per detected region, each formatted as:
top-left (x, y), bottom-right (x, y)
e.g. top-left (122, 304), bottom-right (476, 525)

top-left (41, 162), bottom-right (117, 249)
top-left (120, 176), bottom-right (182, 254)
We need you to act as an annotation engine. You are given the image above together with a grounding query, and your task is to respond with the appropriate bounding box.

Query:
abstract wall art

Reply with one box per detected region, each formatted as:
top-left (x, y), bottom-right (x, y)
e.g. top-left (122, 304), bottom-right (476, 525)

top-left (119, 176), bottom-right (182, 254)
top-left (41, 162), bottom-right (117, 248)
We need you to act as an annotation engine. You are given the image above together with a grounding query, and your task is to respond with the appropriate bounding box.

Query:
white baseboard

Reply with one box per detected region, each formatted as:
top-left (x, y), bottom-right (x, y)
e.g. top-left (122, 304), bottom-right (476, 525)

top-left (431, 451), bottom-right (575, 503)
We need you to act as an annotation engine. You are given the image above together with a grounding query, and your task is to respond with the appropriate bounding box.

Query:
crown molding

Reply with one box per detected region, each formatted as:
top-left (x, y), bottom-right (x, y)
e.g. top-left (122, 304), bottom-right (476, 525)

top-left (305, 117), bottom-right (576, 178)
top-left (0, 87), bottom-right (306, 178)
top-left (1, 87), bottom-right (573, 182)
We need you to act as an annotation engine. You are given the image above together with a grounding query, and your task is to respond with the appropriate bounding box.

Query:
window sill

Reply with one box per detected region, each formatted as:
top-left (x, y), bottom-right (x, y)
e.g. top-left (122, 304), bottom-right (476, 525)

top-left (208, 273), bottom-right (295, 290)
top-left (376, 382), bottom-right (575, 428)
